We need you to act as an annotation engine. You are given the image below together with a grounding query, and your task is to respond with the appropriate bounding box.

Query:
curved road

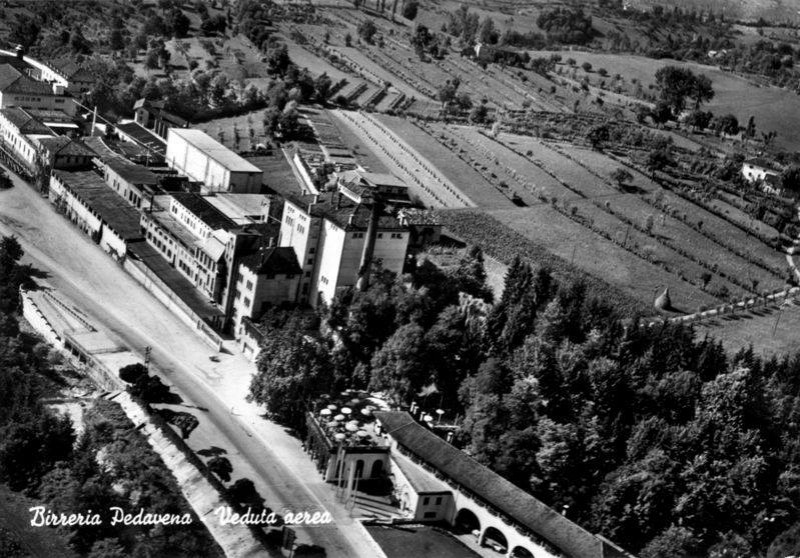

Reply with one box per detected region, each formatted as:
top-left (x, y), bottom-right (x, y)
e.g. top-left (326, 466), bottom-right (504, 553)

top-left (0, 173), bottom-right (373, 558)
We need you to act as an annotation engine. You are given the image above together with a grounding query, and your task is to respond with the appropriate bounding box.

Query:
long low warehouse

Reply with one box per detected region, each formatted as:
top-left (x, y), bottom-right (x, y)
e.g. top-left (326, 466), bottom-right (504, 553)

top-left (165, 128), bottom-right (263, 194)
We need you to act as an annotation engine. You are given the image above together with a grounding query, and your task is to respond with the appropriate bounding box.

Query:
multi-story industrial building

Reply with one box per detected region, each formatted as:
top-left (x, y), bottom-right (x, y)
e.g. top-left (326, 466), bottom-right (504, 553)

top-left (279, 191), bottom-right (410, 307)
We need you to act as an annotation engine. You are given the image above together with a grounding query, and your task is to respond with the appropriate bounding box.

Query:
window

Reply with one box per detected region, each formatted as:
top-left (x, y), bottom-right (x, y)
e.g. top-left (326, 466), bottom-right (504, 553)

top-left (424, 512), bottom-right (437, 519)
top-left (422, 497), bottom-right (429, 505)
top-left (352, 232), bottom-right (364, 239)
top-left (307, 257), bottom-right (314, 265)
top-left (377, 233), bottom-right (383, 239)
top-left (246, 280), bottom-right (253, 291)
top-left (285, 216), bottom-right (294, 226)
top-left (297, 224), bottom-right (305, 234)
top-left (243, 297), bottom-right (251, 307)
top-left (308, 247), bottom-right (316, 254)
top-left (305, 271), bottom-right (311, 278)
top-left (435, 497), bottom-right (442, 505)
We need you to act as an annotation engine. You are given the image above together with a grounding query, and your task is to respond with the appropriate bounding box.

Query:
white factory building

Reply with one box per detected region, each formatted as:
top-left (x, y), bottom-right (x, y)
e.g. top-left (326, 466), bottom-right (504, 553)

top-left (165, 128), bottom-right (263, 194)
top-left (279, 192), bottom-right (410, 308)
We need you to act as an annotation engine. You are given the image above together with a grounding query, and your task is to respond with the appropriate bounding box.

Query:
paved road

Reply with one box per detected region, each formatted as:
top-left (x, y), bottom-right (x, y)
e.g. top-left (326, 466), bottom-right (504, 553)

top-left (0, 173), bottom-right (374, 558)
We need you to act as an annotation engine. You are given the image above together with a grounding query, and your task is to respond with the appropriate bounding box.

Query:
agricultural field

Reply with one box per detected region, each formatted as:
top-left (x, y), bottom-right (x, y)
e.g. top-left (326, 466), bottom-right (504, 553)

top-left (373, 113), bottom-right (515, 208)
top-left (539, 51), bottom-right (800, 150)
top-left (403, 120), bottom-right (791, 309)
top-left (489, 205), bottom-right (720, 310)
top-left (694, 297), bottom-right (800, 357)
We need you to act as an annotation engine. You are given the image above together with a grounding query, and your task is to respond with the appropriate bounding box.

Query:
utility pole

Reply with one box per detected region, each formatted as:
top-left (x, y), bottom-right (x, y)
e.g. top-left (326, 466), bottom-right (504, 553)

top-left (144, 345), bottom-right (152, 371)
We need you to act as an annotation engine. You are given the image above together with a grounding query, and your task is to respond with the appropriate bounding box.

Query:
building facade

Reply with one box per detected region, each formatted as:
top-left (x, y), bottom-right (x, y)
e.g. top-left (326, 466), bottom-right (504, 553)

top-left (166, 128), bottom-right (263, 194)
top-left (279, 194), bottom-right (410, 307)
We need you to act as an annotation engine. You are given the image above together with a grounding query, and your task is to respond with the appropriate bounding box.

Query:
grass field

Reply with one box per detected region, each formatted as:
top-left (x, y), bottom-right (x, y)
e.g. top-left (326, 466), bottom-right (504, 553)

top-left (695, 298), bottom-right (800, 357)
top-left (366, 525), bottom-right (481, 558)
top-left (539, 51), bottom-right (800, 150)
top-left (489, 206), bottom-right (720, 310)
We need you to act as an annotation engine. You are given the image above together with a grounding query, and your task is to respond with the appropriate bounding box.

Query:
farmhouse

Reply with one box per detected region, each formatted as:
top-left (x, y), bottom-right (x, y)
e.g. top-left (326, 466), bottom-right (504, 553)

top-left (165, 128), bottom-right (263, 194)
top-left (742, 157), bottom-right (780, 185)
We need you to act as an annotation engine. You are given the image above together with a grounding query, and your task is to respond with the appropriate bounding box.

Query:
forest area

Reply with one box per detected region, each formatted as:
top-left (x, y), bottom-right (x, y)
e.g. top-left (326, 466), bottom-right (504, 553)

top-left (249, 247), bottom-right (800, 558)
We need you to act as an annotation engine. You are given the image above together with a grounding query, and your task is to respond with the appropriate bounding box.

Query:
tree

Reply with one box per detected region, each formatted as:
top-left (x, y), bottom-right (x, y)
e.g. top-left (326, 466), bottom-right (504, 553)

top-left (169, 8), bottom-right (191, 38)
top-left (357, 19), bottom-right (377, 44)
top-left (267, 44), bottom-right (291, 76)
top-left (314, 73), bottom-right (333, 104)
top-left (610, 168), bottom-right (633, 188)
top-left (711, 113), bottom-right (739, 136)
top-left (587, 124), bottom-right (610, 150)
top-left (780, 165), bottom-right (800, 194)
top-left (469, 103), bottom-right (489, 124)
top-left (581, 61), bottom-right (593, 72)
top-left (646, 148), bottom-right (673, 176)
top-left (640, 526), bottom-right (699, 558)
top-left (247, 314), bottom-right (333, 428)
top-left (654, 66), bottom-right (712, 115)
top-left (369, 323), bottom-right (431, 404)
top-left (685, 109), bottom-right (713, 131)
top-left (651, 100), bottom-right (673, 126)
top-left (207, 456), bottom-right (233, 482)
top-left (402, 0), bottom-right (419, 20)
top-left (689, 73), bottom-right (714, 109)
top-left (745, 115), bottom-right (757, 138)
top-left (119, 363), bottom-right (147, 384)
top-left (109, 28), bottom-right (125, 51)
top-left (478, 17), bottom-right (497, 45)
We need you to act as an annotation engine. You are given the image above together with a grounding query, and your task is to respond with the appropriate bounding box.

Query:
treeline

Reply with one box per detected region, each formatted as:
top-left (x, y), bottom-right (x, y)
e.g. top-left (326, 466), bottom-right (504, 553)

top-left (249, 238), bottom-right (800, 557)
top-left (0, 236), bottom-right (222, 558)
top-left (443, 5), bottom-right (594, 49)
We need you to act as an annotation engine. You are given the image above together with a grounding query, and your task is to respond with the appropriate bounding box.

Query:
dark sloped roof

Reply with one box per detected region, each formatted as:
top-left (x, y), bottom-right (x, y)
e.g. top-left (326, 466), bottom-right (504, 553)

top-left (37, 136), bottom-right (94, 157)
top-left (102, 156), bottom-right (159, 185)
top-left (116, 121), bottom-right (166, 155)
top-left (170, 192), bottom-right (237, 231)
top-left (52, 169), bottom-right (143, 240)
top-left (0, 64), bottom-right (53, 95)
top-left (240, 247), bottom-right (301, 276)
top-left (374, 411), bottom-right (609, 558)
top-left (0, 107), bottom-right (52, 134)
top-left (744, 157), bottom-right (780, 172)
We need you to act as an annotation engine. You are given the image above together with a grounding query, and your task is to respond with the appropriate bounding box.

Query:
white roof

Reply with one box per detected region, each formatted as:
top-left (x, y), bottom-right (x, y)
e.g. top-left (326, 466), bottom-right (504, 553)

top-left (168, 128), bottom-right (262, 173)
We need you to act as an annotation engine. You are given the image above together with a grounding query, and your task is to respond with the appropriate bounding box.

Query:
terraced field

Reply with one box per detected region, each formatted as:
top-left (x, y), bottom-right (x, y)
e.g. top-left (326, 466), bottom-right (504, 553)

top-left (371, 113), bottom-right (514, 209)
top-left (489, 206), bottom-right (720, 310)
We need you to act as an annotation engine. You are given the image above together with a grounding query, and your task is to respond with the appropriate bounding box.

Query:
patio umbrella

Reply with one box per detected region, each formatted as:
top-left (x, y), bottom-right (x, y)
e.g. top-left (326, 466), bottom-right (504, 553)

top-left (342, 407), bottom-right (352, 416)
top-left (334, 433), bottom-right (346, 442)
top-left (356, 430), bottom-right (369, 438)
top-left (361, 408), bottom-right (372, 416)
top-left (327, 404), bottom-right (338, 411)
top-left (334, 414), bottom-right (345, 422)
top-left (320, 409), bottom-right (331, 417)
top-left (346, 423), bottom-right (358, 432)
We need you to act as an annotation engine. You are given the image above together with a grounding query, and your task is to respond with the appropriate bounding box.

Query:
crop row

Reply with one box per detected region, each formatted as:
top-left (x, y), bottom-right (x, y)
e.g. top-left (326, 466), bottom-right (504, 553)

top-left (550, 145), bottom-right (787, 280)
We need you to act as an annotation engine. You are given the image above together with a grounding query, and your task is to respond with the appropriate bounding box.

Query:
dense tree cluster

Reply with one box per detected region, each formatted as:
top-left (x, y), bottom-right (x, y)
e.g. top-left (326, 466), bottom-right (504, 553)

top-left (536, 7), bottom-right (595, 46)
top-left (654, 66), bottom-right (715, 117)
top-left (0, 237), bottom-right (221, 557)
top-left (249, 237), bottom-right (800, 557)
